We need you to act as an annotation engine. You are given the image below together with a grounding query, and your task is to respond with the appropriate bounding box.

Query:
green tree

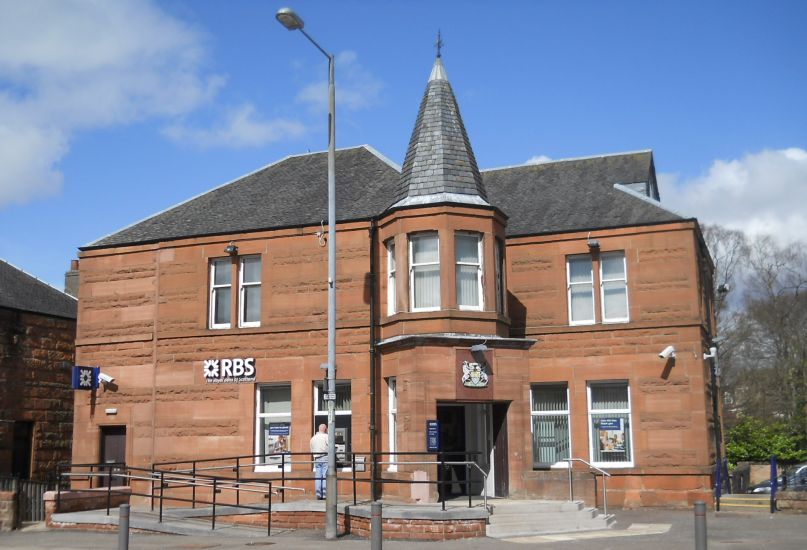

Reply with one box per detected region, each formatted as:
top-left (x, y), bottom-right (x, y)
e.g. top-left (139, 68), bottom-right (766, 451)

top-left (725, 417), bottom-right (807, 463)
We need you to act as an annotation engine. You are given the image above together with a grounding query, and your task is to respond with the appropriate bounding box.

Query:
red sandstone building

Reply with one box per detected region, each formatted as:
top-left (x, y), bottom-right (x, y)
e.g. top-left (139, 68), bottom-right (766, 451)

top-left (71, 57), bottom-right (718, 507)
top-left (1, 260), bottom-right (76, 481)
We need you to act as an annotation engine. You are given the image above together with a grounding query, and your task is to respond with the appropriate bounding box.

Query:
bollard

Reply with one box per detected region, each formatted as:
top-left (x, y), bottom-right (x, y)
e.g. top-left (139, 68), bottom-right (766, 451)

top-left (118, 503), bottom-right (130, 550)
top-left (694, 500), bottom-right (707, 550)
top-left (371, 500), bottom-right (383, 550)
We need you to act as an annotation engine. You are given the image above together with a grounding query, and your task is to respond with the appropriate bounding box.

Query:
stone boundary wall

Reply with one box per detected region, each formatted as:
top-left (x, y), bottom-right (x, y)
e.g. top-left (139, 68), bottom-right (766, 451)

top-left (216, 510), bottom-right (486, 540)
top-left (778, 491), bottom-right (807, 514)
top-left (0, 491), bottom-right (17, 531)
top-left (43, 488), bottom-right (131, 527)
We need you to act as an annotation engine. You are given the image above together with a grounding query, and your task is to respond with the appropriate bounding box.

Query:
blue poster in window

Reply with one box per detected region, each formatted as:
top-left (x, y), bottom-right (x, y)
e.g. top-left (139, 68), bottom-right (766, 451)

top-left (268, 423), bottom-right (290, 435)
top-left (426, 420), bottom-right (440, 452)
top-left (598, 418), bottom-right (625, 453)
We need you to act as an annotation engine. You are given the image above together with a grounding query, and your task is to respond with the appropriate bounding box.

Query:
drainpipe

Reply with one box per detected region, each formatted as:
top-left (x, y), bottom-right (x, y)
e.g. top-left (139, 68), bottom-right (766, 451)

top-left (369, 218), bottom-right (379, 501)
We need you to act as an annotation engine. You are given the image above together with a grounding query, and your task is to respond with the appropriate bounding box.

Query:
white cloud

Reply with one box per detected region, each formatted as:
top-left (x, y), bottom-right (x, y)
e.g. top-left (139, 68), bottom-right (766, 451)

top-left (0, 0), bottom-right (304, 207)
top-left (163, 104), bottom-right (306, 148)
top-left (296, 51), bottom-right (383, 112)
top-left (526, 155), bottom-right (552, 165)
top-left (658, 148), bottom-right (807, 244)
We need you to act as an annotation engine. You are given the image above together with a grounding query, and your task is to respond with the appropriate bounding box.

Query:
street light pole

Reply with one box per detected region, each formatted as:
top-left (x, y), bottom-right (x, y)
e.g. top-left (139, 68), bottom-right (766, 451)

top-left (276, 7), bottom-right (338, 539)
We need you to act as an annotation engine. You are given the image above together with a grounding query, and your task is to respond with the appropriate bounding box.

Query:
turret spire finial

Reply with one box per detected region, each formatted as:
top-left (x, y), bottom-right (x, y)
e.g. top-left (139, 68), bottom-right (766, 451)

top-left (435, 30), bottom-right (443, 58)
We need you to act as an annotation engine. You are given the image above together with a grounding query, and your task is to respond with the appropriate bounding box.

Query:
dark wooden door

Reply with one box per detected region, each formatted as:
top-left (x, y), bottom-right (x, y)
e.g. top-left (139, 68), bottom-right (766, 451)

top-left (492, 403), bottom-right (509, 497)
top-left (12, 421), bottom-right (33, 479)
top-left (99, 426), bottom-right (126, 487)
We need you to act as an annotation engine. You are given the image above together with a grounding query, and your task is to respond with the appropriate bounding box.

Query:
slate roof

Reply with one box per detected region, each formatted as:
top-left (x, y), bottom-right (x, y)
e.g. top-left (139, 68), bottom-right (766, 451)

top-left (391, 57), bottom-right (487, 207)
top-left (483, 151), bottom-right (682, 237)
top-left (0, 259), bottom-right (77, 319)
top-left (88, 146), bottom-right (401, 249)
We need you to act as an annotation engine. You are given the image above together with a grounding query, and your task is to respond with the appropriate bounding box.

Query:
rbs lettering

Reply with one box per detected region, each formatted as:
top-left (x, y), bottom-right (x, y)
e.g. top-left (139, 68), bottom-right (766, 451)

top-left (203, 358), bottom-right (256, 383)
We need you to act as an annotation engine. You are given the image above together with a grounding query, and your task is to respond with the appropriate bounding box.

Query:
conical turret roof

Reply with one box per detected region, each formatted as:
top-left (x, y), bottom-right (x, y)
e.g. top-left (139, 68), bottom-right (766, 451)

top-left (390, 57), bottom-right (488, 208)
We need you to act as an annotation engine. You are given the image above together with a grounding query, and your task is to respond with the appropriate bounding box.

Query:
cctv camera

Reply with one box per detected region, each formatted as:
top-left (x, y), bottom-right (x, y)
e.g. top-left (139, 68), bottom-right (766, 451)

top-left (658, 346), bottom-right (676, 359)
top-left (98, 373), bottom-right (115, 384)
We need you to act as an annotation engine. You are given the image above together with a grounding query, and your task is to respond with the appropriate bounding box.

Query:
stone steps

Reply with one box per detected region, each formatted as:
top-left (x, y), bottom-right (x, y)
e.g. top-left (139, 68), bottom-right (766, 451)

top-left (720, 493), bottom-right (772, 512)
top-left (486, 499), bottom-right (614, 539)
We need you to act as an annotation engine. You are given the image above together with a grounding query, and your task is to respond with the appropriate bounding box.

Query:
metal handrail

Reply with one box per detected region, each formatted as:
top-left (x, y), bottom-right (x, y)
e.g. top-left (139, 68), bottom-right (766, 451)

top-left (563, 458), bottom-right (611, 515)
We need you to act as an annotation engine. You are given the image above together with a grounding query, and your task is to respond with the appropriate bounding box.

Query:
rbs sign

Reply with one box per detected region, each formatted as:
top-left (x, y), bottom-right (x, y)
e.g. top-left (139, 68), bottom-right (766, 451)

top-left (203, 358), bottom-right (256, 384)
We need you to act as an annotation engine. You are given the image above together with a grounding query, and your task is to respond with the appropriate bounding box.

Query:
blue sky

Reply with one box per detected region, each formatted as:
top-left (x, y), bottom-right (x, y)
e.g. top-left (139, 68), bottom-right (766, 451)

top-left (1, 0), bottom-right (806, 288)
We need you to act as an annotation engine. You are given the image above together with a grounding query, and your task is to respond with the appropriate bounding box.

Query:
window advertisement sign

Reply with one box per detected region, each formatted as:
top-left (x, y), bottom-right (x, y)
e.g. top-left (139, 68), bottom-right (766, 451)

top-left (598, 418), bottom-right (626, 453)
top-left (264, 422), bottom-right (290, 462)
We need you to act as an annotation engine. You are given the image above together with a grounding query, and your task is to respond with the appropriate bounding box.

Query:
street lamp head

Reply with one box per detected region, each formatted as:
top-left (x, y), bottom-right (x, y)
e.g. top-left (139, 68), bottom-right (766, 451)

top-left (276, 7), bottom-right (304, 30)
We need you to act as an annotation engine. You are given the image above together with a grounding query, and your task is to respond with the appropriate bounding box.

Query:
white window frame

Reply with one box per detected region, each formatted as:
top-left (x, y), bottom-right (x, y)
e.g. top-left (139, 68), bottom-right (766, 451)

top-left (387, 377), bottom-right (397, 472)
top-left (255, 383), bottom-right (292, 472)
top-left (455, 232), bottom-right (484, 311)
top-left (567, 254), bottom-right (595, 326)
top-left (587, 381), bottom-right (634, 468)
top-left (209, 258), bottom-right (232, 329)
top-left (238, 255), bottom-right (261, 328)
top-left (409, 232), bottom-right (440, 312)
top-left (530, 384), bottom-right (571, 469)
top-left (386, 240), bottom-right (396, 316)
top-left (599, 251), bottom-right (629, 323)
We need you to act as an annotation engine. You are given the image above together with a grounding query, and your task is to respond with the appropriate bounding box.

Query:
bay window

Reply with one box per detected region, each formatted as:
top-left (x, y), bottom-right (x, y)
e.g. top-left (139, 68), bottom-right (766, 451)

top-left (410, 233), bottom-right (440, 311)
top-left (455, 232), bottom-right (483, 310)
top-left (387, 240), bottom-right (396, 315)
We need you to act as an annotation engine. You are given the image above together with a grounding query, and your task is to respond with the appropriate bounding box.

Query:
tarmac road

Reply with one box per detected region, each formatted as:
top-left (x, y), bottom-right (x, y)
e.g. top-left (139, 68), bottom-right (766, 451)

top-left (1, 509), bottom-right (805, 549)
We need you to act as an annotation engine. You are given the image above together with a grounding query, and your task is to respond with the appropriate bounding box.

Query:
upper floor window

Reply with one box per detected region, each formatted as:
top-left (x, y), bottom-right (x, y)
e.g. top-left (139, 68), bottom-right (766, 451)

top-left (410, 233), bottom-right (440, 311)
top-left (567, 255), bottom-right (595, 325)
top-left (567, 251), bottom-right (628, 325)
top-left (210, 258), bottom-right (232, 329)
top-left (456, 233), bottom-right (483, 310)
top-left (600, 252), bottom-right (628, 323)
top-left (495, 238), bottom-right (505, 314)
top-left (386, 240), bottom-right (396, 315)
top-left (239, 256), bottom-right (262, 327)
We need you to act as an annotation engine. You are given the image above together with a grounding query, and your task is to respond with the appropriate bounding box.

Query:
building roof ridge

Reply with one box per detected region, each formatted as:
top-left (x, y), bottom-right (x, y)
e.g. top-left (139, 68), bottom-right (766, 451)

top-left (482, 149), bottom-right (654, 173)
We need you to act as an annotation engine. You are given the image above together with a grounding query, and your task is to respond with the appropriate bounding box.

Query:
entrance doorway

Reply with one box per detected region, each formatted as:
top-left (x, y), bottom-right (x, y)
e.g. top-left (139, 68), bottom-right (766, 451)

top-left (99, 426), bottom-right (126, 487)
top-left (12, 421), bottom-right (33, 479)
top-left (437, 402), bottom-right (509, 498)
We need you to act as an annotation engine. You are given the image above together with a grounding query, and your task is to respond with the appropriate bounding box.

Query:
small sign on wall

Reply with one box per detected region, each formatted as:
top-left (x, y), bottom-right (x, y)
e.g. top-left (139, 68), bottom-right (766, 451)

top-left (426, 419), bottom-right (441, 452)
top-left (72, 366), bottom-right (98, 390)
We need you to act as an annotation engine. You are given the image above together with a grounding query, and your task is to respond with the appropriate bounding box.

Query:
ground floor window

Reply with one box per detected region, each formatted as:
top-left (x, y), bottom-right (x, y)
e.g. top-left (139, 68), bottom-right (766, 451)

top-left (255, 384), bottom-right (291, 471)
top-left (314, 380), bottom-right (352, 467)
top-left (387, 377), bottom-right (397, 471)
top-left (531, 384), bottom-right (571, 468)
top-left (588, 381), bottom-right (633, 466)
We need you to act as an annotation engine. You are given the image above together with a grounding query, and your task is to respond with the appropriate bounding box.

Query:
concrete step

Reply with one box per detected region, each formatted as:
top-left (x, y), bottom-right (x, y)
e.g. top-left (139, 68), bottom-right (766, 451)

top-left (486, 500), bottom-right (614, 539)
top-left (490, 499), bottom-right (585, 514)
top-left (489, 508), bottom-right (598, 526)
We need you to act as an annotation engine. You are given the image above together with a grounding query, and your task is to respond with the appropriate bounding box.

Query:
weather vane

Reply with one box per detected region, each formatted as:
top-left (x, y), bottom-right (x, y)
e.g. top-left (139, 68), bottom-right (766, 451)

top-left (435, 30), bottom-right (443, 58)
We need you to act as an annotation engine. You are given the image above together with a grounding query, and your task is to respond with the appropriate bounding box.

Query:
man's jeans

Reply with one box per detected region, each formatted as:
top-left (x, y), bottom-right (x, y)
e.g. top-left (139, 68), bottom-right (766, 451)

top-left (314, 457), bottom-right (328, 499)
